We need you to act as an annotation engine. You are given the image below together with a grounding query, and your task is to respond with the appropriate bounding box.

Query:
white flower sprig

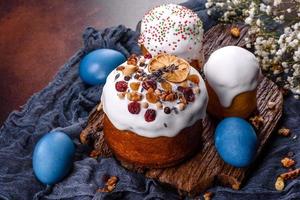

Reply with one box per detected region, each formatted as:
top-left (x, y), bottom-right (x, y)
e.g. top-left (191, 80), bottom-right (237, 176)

top-left (206, 0), bottom-right (300, 98)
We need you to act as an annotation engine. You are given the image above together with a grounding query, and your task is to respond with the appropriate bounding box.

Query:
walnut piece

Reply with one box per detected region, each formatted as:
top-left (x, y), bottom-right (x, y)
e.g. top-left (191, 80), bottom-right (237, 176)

top-left (230, 27), bottom-right (240, 38)
top-left (97, 176), bottom-right (119, 193)
top-left (203, 191), bottom-right (214, 200)
top-left (278, 127), bottom-right (290, 137)
top-left (275, 176), bottom-right (285, 191)
top-left (280, 168), bottom-right (300, 180)
top-left (249, 115), bottom-right (264, 129)
top-left (281, 157), bottom-right (295, 168)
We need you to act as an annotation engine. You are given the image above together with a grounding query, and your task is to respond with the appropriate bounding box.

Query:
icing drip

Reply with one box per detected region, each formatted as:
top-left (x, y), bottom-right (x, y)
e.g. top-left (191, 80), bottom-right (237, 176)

top-left (139, 4), bottom-right (203, 62)
top-left (204, 46), bottom-right (260, 108)
top-left (102, 55), bottom-right (208, 138)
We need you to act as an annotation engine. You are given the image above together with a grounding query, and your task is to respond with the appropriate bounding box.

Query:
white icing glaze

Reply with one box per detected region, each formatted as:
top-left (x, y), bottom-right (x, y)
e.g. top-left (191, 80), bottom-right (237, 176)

top-left (204, 46), bottom-right (260, 108)
top-left (102, 56), bottom-right (208, 138)
top-left (139, 4), bottom-right (203, 62)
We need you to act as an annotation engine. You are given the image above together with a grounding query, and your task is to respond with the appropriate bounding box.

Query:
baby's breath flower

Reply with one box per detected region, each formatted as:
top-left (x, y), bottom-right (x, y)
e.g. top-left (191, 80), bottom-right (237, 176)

top-left (209, 0), bottom-right (300, 98)
top-left (273, 0), bottom-right (282, 7)
top-left (205, 2), bottom-right (213, 9)
top-left (266, 5), bottom-right (272, 15)
top-left (245, 17), bottom-right (253, 25)
top-left (207, 9), bottom-right (212, 16)
top-left (256, 19), bottom-right (262, 27)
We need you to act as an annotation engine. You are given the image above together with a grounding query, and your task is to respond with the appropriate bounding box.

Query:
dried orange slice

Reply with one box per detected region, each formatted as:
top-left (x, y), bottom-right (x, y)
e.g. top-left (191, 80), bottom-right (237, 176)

top-left (148, 54), bottom-right (190, 83)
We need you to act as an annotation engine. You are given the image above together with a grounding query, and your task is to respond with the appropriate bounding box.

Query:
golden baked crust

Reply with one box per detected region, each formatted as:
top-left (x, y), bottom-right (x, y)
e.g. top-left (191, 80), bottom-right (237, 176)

top-left (103, 115), bottom-right (203, 168)
top-left (206, 81), bottom-right (257, 119)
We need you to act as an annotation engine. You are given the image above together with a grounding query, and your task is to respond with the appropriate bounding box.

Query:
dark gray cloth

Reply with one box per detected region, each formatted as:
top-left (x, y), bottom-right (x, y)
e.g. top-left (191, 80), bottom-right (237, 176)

top-left (0, 1), bottom-right (300, 199)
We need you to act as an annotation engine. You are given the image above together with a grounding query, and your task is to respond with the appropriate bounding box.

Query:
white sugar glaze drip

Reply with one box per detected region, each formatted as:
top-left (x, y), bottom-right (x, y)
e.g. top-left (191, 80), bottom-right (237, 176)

top-left (139, 4), bottom-right (204, 62)
top-left (204, 46), bottom-right (261, 108)
top-left (102, 57), bottom-right (208, 138)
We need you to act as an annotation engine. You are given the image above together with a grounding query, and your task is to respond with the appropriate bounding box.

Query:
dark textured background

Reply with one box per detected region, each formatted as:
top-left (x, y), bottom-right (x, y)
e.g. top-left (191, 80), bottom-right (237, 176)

top-left (0, 0), bottom-right (184, 125)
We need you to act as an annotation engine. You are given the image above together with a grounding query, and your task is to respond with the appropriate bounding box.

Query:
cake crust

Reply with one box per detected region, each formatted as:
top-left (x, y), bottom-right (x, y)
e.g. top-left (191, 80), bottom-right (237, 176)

top-left (206, 81), bottom-right (257, 118)
top-left (103, 115), bottom-right (203, 168)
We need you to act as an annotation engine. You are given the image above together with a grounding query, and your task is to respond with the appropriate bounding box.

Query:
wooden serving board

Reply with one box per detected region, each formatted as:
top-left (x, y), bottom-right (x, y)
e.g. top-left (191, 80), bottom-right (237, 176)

top-left (80, 24), bottom-right (283, 195)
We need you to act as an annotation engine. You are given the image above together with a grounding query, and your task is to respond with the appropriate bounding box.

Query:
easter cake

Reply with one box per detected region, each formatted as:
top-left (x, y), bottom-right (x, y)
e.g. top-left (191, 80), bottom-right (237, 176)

top-left (204, 46), bottom-right (261, 118)
top-left (101, 53), bottom-right (208, 168)
top-left (139, 4), bottom-right (204, 70)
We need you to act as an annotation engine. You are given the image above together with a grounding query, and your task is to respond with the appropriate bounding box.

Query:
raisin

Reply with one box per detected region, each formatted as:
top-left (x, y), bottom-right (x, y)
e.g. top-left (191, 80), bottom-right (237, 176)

top-left (128, 101), bottom-right (141, 114)
top-left (124, 76), bottom-right (131, 81)
top-left (115, 81), bottom-right (128, 92)
top-left (142, 79), bottom-right (157, 90)
top-left (183, 88), bottom-right (195, 102)
top-left (164, 107), bottom-right (171, 114)
top-left (177, 86), bottom-right (195, 102)
top-left (144, 109), bottom-right (156, 122)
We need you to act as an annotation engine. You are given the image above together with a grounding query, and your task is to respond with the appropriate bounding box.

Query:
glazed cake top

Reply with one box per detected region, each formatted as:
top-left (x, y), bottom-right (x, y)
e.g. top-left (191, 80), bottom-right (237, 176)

top-left (204, 46), bottom-right (261, 108)
top-left (139, 4), bottom-right (203, 62)
top-left (102, 54), bottom-right (208, 138)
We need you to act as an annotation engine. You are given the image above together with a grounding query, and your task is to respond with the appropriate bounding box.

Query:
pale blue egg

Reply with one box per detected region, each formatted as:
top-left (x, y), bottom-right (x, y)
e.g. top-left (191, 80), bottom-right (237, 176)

top-left (79, 49), bottom-right (126, 85)
top-left (215, 117), bottom-right (258, 168)
top-left (33, 131), bottom-right (75, 185)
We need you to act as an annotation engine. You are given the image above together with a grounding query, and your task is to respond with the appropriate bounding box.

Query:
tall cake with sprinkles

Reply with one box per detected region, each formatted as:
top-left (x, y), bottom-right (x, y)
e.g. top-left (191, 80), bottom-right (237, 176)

top-left (139, 4), bottom-right (204, 69)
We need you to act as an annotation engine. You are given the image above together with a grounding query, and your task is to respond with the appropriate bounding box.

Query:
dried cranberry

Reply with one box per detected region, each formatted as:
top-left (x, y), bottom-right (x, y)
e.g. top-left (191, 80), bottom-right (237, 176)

top-left (144, 109), bottom-right (156, 122)
top-left (164, 107), bottom-right (171, 114)
top-left (115, 81), bottom-right (128, 92)
top-left (124, 76), bottom-right (131, 81)
top-left (183, 88), bottom-right (195, 102)
top-left (128, 101), bottom-right (141, 114)
top-left (142, 80), bottom-right (157, 90)
top-left (177, 86), bottom-right (195, 102)
top-left (144, 53), bottom-right (152, 59)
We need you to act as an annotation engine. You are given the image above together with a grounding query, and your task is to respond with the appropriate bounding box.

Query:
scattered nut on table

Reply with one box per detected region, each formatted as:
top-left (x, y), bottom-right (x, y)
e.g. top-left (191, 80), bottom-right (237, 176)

top-left (249, 115), bottom-right (264, 129)
top-left (281, 157), bottom-right (295, 168)
top-left (230, 27), bottom-right (240, 38)
top-left (280, 168), bottom-right (300, 180)
top-left (97, 176), bottom-right (119, 193)
top-left (203, 191), bottom-right (213, 200)
top-left (278, 127), bottom-right (290, 137)
top-left (275, 176), bottom-right (285, 191)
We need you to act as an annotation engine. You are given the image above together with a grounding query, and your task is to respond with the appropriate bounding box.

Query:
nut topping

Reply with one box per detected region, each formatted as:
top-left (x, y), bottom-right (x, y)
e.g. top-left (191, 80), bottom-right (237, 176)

top-left (122, 65), bottom-right (138, 76)
top-left (130, 82), bottom-right (140, 91)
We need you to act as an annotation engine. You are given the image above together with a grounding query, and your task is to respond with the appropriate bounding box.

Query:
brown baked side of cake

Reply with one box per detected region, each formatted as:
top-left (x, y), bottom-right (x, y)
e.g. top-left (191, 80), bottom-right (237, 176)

top-left (103, 115), bottom-right (203, 168)
top-left (205, 82), bottom-right (257, 119)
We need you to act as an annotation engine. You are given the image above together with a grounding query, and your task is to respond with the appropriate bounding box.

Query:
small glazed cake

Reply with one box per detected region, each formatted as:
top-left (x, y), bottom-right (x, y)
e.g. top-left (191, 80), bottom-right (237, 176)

top-left (101, 54), bottom-right (208, 168)
top-left (204, 46), bottom-right (261, 119)
top-left (139, 4), bottom-right (204, 69)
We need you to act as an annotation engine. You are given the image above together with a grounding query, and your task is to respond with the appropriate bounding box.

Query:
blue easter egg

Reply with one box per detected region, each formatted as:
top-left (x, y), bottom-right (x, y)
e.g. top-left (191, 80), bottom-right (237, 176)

top-left (33, 131), bottom-right (75, 185)
top-left (215, 117), bottom-right (257, 168)
top-left (79, 49), bottom-right (126, 85)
